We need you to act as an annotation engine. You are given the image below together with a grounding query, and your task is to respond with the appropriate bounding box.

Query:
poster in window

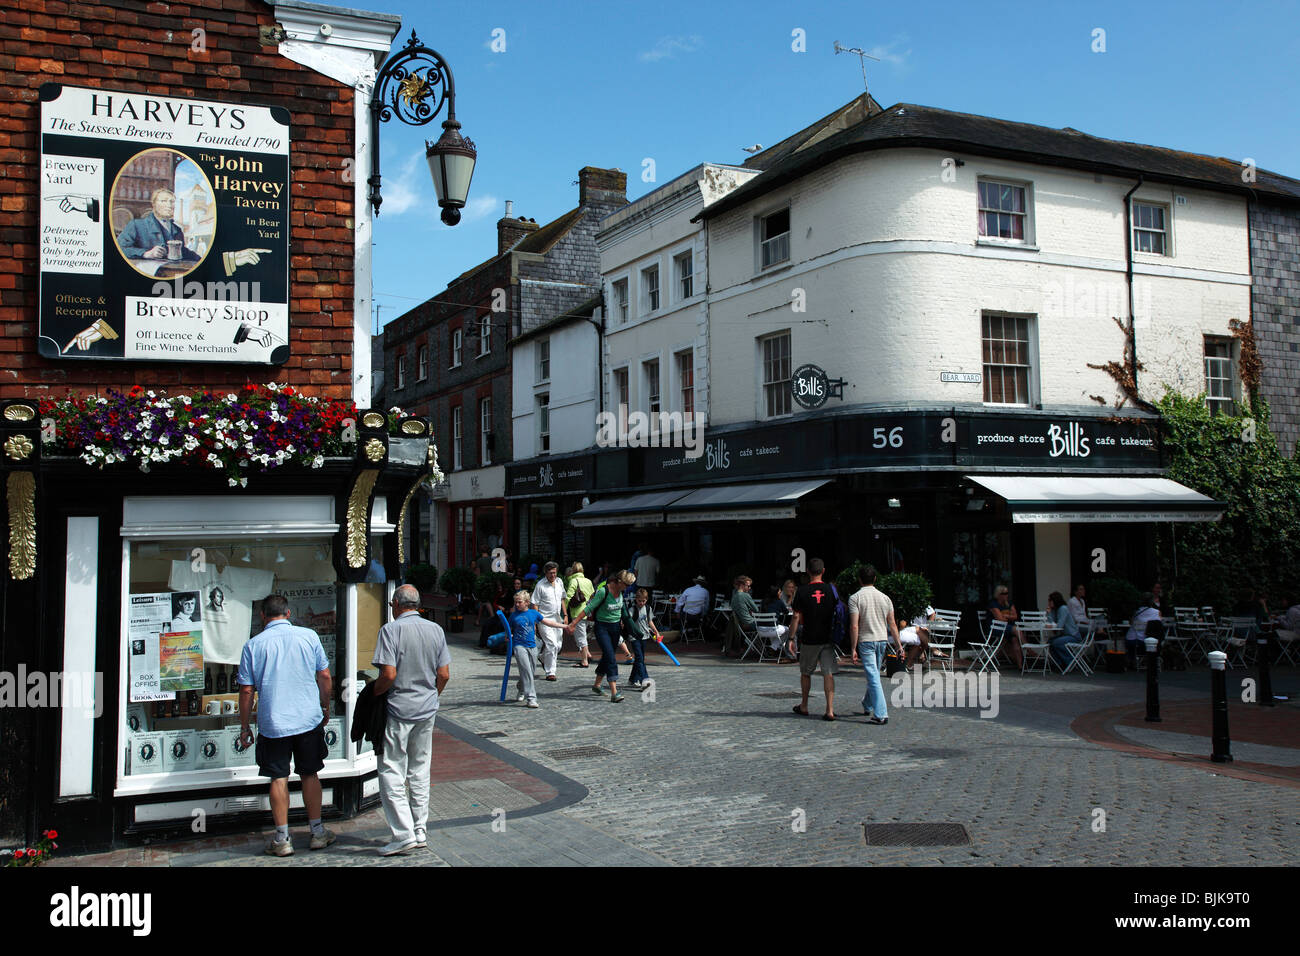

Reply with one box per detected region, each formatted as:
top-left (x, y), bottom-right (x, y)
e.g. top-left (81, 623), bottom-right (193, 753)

top-left (195, 729), bottom-right (225, 770)
top-left (128, 592), bottom-right (174, 702)
top-left (276, 582), bottom-right (338, 670)
top-left (38, 84), bottom-right (290, 364)
top-left (159, 631), bottom-right (204, 692)
top-left (128, 732), bottom-right (164, 775)
top-left (162, 729), bottom-right (197, 773)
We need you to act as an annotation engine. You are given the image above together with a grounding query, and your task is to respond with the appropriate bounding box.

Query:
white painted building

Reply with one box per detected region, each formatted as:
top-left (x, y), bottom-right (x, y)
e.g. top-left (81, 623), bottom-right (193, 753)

top-left (571, 95), bottom-right (1295, 614)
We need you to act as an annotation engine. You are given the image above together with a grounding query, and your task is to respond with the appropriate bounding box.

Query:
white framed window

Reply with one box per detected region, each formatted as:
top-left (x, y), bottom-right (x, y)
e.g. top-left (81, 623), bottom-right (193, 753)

top-left (977, 180), bottom-right (1029, 242)
top-left (641, 265), bottom-right (659, 314)
top-left (612, 278), bottom-right (629, 325)
top-left (396, 354), bottom-right (406, 390)
top-left (675, 251), bottom-right (694, 300)
top-left (1204, 337), bottom-right (1235, 415)
top-left (676, 349), bottom-right (694, 415)
top-left (479, 397), bottom-right (492, 464)
top-left (416, 344), bottom-right (427, 382)
top-left (1133, 201), bottom-right (1170, 255)
top-left (643, 358), bottom-right (660, 415)
top-left (537, 338), bottom-right (550, 383)
top-left (451, 405), bottom-right (462, 470)
top-left (537, 393), bottom-right (550, 454)
top-left (760, 331), bottom-right (792, 418)
top-left (760, 208), bottom-right (790, 268)
top-left (478, 315), bottom-right (491, 357)
top-left (612, 367), bottom-right (629, 418)
top-left (450, 327), bottom-right (462, 368)
top-left (982, 312), bottom-right (1035, 406)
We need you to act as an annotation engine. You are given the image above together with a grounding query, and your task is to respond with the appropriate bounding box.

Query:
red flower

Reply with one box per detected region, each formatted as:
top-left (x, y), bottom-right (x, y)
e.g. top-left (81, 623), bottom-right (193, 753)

top-left (46, 829), bottom-right (57, 840)
top-left (26, 848), bottom-right (36, 857)
top-left (12, 849), bottom-right (21, 859)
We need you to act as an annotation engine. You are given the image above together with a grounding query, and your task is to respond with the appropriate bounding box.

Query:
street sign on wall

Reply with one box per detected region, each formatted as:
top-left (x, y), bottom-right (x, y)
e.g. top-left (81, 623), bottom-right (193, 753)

top-left (38, 84), bottom-right (290, 364)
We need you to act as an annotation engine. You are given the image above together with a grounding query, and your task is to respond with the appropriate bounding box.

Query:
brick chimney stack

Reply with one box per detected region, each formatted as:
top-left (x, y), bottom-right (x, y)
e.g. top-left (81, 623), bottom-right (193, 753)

top-left (578, 166), bottom-right (628, 211)
top-left (497, 200), bottom-right (539, 255)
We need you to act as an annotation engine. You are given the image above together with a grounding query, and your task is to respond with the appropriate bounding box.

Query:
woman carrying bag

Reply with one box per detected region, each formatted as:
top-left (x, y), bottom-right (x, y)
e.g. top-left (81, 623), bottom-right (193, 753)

top-left (567, 570), bottom-right (636, 703)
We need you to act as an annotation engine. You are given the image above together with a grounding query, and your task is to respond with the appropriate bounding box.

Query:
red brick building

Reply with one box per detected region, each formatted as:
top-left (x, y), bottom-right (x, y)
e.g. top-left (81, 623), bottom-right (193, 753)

top-left (0, 0), bottom-right (440, 849)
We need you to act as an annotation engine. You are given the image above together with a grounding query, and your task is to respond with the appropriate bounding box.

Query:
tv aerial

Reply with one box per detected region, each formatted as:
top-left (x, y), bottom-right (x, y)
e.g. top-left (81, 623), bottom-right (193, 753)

top-left (833, 41), bottom-right (880, 94)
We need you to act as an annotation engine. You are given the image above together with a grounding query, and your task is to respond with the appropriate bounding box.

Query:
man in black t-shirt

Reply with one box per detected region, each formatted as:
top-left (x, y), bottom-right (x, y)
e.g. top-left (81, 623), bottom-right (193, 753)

top-left (790, 558), bottom-right (839, 720)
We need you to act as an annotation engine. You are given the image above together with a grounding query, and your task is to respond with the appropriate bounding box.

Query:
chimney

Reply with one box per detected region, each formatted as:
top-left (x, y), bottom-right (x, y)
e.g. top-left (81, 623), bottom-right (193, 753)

top-left (497, 200), bottom-right (539, 255)
top-left (578, 166), bottom-right (628, 210)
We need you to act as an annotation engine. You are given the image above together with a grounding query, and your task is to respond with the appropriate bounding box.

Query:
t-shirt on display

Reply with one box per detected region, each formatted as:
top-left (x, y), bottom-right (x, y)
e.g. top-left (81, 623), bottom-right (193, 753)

top-left (168, 561), bottom-right (275, 665)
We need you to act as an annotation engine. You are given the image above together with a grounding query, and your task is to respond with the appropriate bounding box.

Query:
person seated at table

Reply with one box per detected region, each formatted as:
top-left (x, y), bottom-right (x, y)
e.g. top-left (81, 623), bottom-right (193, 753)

top-left (676, 575), bottom-right (711, 634)
top-left (1234, 588), bottom-right (1269, 625)
top-left (1124, 593), bottom-right (1162, 668)
top-left (1067, 584), bottom-right (1089, 627)
top-left (729, 575), bottom-right (760, 656)
top-left (1046, 591), bottom-right (1081, 671)
top-left (1279, 595), bottom-right (1300, 633)
top-left (896, 612), bottom-right (931, 668)
top-left (987, 585), bottom-right (1023, 668)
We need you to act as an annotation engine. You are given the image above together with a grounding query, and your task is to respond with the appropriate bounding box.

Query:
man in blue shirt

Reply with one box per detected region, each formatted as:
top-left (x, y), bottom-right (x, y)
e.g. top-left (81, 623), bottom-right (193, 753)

top-left (238, 593), bottom-right (334, 857)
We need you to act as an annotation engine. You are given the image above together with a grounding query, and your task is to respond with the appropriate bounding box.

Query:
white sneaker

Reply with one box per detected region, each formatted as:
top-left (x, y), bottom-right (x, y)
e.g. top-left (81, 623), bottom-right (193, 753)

top-left (413, 828), bottom-right (427, 849)
top-left (379, 838), bottom-right (419, 857)
top-left (516, 693), bottom-right (525, 702)
top-left (526, 700), bottom-right (539, 709)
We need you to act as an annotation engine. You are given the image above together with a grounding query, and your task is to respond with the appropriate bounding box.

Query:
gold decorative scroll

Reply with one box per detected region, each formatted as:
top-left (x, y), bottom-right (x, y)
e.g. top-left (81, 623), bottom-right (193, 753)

top-left (7, 471), bottom-right (35, 580)
top-left (346, 469), bottom-right (380, 569)
top-left (396, 477), bottom-right (424, 565)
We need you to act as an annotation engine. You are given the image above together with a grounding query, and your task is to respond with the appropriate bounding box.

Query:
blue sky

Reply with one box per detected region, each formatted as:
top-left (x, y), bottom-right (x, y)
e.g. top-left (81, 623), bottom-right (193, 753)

top-left (367, 0), bottom-right (1300, 330)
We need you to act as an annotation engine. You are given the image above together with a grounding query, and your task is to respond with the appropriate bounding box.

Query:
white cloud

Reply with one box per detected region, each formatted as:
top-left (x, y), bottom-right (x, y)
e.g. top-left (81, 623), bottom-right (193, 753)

top-left (639, 35), bottom-right (702, 63)
top-left (379, 152), bottom-right (424, 217)
top-left (866, 41), bottom-right (911, 67)
top-left (461, 194), bottom-right (500, 223)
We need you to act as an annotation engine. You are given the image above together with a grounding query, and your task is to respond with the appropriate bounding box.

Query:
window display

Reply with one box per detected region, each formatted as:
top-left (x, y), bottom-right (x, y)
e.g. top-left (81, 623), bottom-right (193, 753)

top-left (122, 537), bottom-right (344, 780)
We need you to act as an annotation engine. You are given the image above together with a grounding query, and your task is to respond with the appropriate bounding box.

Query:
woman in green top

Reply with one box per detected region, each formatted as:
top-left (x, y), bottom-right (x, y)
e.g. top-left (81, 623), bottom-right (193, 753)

top-left (564, 562), bottom-right (596, 667)
top-left (566, 569), bottom-right (635, 702)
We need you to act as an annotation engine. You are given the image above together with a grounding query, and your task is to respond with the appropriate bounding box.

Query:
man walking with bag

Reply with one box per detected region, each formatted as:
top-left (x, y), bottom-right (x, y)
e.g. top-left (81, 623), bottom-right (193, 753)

top-left (371, 584), bottom-right (451, 856)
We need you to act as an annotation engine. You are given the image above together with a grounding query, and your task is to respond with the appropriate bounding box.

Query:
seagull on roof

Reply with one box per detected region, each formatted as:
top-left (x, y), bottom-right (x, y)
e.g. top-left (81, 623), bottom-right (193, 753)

top-left (741, 144), bottom-right (763, 153)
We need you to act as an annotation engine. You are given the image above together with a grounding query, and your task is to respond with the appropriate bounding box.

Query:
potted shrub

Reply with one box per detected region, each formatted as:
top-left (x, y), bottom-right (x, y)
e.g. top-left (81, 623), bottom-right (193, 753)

top-left (1088, 576), bottom-right (1140, 670)
top-left (439, 566), bottom-right (476, 630)
top-left (406, 562), bottom-right (438, 597)
top-left (876, 572), bottom-right (935, 622)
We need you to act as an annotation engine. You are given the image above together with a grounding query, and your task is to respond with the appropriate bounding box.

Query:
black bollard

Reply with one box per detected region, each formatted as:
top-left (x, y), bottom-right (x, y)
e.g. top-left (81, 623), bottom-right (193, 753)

top-left (1208, 651), bottom-right (1232, 763)
top-left (1256, 634), bottom-right (1274, 707)
top-left (1144, 637), bottom-right (1161, 722)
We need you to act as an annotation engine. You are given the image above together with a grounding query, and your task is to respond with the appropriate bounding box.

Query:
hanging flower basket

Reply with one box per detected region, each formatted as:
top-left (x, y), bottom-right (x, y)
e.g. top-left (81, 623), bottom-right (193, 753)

top-left (38, 384), bottom-right (440, 487)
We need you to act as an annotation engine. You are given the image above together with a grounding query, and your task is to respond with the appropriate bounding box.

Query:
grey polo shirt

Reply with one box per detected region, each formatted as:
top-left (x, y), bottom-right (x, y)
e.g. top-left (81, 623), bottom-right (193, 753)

top-left (372, 611), bottom-right (451, 722)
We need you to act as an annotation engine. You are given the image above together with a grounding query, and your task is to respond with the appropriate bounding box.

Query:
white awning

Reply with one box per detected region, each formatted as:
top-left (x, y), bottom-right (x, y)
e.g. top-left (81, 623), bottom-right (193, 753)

top-left (664, 478), bottom-right (832, 523)
top-left (965, 475), bottom-right (1223, 524)
top-left (569, 490), bottom-right (691, 528)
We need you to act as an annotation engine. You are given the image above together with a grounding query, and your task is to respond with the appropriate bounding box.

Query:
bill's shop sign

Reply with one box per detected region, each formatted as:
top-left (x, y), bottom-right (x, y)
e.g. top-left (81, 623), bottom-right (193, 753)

top-left (506, 455), bottom-right (594, 498)
top-left (637, 411), bottom-right (1160, 484)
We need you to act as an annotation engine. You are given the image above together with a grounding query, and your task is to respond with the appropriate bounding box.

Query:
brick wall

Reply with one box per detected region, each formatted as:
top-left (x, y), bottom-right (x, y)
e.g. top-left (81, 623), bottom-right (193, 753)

top-left (0, 0), bottom-right (356, 400)
top-left (1249, 200), bottom-right (1300, 457)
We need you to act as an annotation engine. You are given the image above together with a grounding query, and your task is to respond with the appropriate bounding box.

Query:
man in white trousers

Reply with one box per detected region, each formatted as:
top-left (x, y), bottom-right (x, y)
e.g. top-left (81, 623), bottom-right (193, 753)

top-left (371, 584), bottom-right (451, 856)
top-left (531, 561), bottom-right (568, 681)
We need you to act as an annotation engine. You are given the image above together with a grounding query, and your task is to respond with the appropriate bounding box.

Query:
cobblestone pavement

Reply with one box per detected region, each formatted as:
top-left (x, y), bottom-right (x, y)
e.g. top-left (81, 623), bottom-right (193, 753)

top-left (51, 638), bottom-right (1300, 866)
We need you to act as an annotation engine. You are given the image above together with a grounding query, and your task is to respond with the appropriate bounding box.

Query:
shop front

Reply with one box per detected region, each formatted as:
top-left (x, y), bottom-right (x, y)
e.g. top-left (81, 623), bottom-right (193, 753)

top-left (570, 407), bottom-right (1219, 614)
top-left (505, 453), bottom-right (596, 570)
top-left (2, 398), bottom-right (437, 847)
top-left (446, 465), bottom-right (507, 569)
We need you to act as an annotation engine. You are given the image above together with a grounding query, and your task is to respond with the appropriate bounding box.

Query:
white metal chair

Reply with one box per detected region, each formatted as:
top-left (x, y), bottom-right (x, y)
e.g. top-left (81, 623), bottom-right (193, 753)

top-left (1223, 617), bottom-right (1257, 669)
top-left (739, 612), bottom-right (784, 663)
top-left (1062, 619), bottom-right (1096, 676)
top-left (1273, 628), bottom-right (1298, 666)
top-left (710, 595), bottom-right (732, 632)
top-left (969, 619), bottom-right (1006, 674)
top-left (926, 608), bottom-right (961, 673)
top-left (1020, 621), bottom-right (1053, 676)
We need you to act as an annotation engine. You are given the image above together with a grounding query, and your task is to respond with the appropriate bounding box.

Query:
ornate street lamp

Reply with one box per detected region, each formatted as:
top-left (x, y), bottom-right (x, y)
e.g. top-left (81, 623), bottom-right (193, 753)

top-left (369, 30), bottom-right (476, 225)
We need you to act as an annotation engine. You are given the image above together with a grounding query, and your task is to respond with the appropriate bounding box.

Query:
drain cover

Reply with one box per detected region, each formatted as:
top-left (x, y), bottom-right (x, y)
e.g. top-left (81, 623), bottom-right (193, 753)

top-left (755, 691), bottom-right (805, 699)
top-left (477, 731), bottom-right (507, 738)
top-left (542, 745), bottom-right (614, 759)
top-left (863, 823), bottom-right (970, 846)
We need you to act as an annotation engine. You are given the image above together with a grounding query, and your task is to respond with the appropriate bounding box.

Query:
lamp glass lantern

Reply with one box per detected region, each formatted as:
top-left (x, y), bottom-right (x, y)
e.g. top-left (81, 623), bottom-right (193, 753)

top-left (426, 123), bottom-right (477, 226)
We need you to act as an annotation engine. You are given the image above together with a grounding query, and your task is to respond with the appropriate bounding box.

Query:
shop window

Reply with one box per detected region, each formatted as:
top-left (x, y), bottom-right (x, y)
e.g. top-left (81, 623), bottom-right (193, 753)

top-left (760, 331), bottom-right (792, 418)
top-left (982, 312), bottom-right (1035, 406)
top-left (122, 537), bottom-right (341, 782)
